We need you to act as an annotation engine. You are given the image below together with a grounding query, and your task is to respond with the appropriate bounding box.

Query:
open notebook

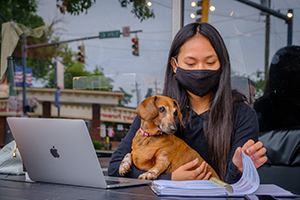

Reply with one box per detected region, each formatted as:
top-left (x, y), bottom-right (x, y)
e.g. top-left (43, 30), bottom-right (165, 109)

top-left (7, 117), bottom-right (151, 189)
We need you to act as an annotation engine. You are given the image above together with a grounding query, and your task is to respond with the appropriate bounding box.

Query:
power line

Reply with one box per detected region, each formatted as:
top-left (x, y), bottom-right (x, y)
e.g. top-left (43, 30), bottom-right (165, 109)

top-left (151, 0), bottom-right (172, 9)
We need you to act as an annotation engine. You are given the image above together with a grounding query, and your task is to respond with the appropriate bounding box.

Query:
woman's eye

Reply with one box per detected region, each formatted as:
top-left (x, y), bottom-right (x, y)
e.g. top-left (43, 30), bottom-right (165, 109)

top-left (186, 63), bottom-right (195, 66)
top-left (174, 110), bottom-right (178, 116)
top-left (159, 107), bottom-right (165, 113)
top-left (207, 61), bottom-right (216, 65)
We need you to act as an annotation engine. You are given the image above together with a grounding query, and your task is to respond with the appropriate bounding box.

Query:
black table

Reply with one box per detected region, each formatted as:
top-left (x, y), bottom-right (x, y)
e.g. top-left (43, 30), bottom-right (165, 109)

top-left (0, 175), bottom-right (299, 200)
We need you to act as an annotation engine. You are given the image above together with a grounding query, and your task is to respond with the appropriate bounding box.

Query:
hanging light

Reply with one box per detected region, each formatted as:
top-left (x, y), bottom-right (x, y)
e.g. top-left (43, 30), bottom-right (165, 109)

top-left (190, 13), bottom-right (196, 19)
top-left (287, 11), bottom-right (293, 18)
top-left (210, 5), bottom-right (216, 12)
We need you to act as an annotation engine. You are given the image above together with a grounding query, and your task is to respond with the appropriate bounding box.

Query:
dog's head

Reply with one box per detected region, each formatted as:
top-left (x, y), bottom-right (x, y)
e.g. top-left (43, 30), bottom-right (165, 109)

top-left (136, 95), bottom-right (184, 134)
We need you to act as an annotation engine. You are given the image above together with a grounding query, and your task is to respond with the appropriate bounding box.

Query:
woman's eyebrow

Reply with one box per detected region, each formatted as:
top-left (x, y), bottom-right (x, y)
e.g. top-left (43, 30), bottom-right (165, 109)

top-left (205, 54), bottom-right (218, 59)
top-left (183, 54), bottom-right (218, 60)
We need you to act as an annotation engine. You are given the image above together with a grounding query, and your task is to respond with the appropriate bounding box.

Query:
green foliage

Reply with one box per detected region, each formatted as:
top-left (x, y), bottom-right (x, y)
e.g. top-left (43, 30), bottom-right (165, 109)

top-left (92, 140), bottom-right (103, 150)
top-left (46, 62), bottom-right (91, 89)
top-left (252, 70), bottom-right (267, 98)
top-left (119, 0), bottom-right (155, 22)
top-left (71, 65), bottom-right (114, 90)
top-left (1, 0), bottom-right (134, 107)
top-left (117, 87), bottom-right (132, 106)
top-left (56, 0), bottom-right (96, 15)
top-left (0, 0), bottom-right (43, 27)
top-left (9, 18), bottom-right (77, 81)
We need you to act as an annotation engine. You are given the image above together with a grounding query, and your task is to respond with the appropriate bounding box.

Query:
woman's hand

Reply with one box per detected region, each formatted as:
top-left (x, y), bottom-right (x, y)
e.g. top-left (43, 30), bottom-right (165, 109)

top-left (233, 139), bottom-right (268, 173)
top-left (171, 158), bottom-right (212, 181)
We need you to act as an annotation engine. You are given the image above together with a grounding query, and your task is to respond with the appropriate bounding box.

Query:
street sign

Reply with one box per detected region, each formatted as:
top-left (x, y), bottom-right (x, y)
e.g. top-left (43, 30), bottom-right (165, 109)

top-left (99, 30), bottom-right (120, 39)
top-left (122, 26), bottom-right (130, 37)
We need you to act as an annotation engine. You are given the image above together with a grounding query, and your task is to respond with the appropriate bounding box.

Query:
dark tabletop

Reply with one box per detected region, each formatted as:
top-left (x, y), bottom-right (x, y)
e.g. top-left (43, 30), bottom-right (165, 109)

top-left (0, 174), bottom-right (299, 200)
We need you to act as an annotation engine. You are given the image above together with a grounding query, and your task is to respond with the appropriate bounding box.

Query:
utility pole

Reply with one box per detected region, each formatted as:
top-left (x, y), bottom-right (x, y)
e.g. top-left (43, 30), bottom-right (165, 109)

top-left (132, 82), bottom-right (141, 106)
top-left (235, 0), bottom-right (293, 80)
top-left (235, 0), bottom-right (293, 46)
top-left (261, 0), bottom-right (271, 79)
top-left (153, 80), bottom-right (161, 95)
top-left (21, 33), bottom-right (27, 117)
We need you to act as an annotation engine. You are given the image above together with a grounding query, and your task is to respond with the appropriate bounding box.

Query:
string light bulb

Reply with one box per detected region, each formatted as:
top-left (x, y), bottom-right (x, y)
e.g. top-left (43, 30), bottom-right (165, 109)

top-left (190, 13), bottom-right (196, 19)
top-left (210, 5), bottom-right (216, 12)
top-left (287, 11), bottom-right (293, 18)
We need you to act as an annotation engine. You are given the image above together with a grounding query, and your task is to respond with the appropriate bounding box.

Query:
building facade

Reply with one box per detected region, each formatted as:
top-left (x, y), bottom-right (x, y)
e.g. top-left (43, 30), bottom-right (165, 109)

top-left (0, 87), bottom-right (136, 148)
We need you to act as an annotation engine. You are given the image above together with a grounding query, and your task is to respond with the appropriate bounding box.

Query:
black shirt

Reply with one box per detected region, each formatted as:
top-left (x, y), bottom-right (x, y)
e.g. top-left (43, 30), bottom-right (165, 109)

top-left (108, 101), bottom-right (259, 184)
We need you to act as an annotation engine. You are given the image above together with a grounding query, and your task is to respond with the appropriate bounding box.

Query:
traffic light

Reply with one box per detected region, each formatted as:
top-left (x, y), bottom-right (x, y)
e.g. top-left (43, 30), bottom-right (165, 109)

top-left (196, 0), bottom-right (210, 23)
top-left (132, 37), bottom-right (139, 56)
top-left (77, 43), bottom-right (85, 63)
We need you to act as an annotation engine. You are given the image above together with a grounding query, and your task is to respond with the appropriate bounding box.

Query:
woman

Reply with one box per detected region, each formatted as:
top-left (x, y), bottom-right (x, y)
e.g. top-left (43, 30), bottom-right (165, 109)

top-left (108, 22), bottom-right (267, 183)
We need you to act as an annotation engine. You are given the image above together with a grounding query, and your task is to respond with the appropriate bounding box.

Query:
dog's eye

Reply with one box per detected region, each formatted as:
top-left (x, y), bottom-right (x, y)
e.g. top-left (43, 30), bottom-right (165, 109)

top-left (158, 107), bottom-right (165, 113)
top-left (174, 110), bottom-right (178, 116)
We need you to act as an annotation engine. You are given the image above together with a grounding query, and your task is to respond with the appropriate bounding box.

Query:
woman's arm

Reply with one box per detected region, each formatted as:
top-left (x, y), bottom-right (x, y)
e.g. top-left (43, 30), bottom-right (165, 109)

top-left (225, 103), bottom-right (261, 184)
top-left (107, 115), bottom-right (172, 180)
top-left (108, 115), bottom-right (141, 177)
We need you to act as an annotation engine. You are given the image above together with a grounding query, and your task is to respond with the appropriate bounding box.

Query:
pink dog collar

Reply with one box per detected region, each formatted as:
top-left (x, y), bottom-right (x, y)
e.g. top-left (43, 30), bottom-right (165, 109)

top-left (140, 126), bottom-right (162, 137)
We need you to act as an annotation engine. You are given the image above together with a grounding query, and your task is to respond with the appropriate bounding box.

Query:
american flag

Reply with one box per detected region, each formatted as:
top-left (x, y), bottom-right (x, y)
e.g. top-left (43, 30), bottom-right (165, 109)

top-left (14, 65), bottom-right (33, 87)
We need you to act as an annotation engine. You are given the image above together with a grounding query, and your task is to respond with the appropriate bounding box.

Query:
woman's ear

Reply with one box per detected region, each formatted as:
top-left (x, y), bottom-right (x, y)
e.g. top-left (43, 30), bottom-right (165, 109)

top-left (170, 57), bottom-right (178, 73)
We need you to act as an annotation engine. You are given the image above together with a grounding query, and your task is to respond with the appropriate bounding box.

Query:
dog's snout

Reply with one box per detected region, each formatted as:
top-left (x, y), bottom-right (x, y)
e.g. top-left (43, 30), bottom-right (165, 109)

top-left (169, 125), bottom-right (177, 133)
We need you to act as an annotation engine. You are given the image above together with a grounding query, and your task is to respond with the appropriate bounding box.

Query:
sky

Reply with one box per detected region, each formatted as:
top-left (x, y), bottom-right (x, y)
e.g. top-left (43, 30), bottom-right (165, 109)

top-left (35, 0), bottom-right (300, 107)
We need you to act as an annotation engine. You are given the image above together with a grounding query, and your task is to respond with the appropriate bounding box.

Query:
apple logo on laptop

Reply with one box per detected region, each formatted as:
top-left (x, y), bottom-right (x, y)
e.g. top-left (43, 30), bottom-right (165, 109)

top-left (50, 146), bottom-right (60, 158)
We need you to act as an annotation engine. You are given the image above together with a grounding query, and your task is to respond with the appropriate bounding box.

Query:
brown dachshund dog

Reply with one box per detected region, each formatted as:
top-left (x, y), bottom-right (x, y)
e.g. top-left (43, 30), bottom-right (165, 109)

top-left (119, 95), bottom-right (220, 180)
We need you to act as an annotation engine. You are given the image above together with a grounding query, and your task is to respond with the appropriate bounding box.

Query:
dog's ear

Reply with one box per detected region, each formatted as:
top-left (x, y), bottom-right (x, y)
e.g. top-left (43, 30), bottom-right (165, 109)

top-left (136, 96), bottom-right (159, 121)
top-left (173, 100), bottom-right (185, 128)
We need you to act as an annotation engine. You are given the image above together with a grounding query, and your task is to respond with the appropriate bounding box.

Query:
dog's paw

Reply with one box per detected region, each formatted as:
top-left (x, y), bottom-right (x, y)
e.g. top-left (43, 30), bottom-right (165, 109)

top-left (119, 153), bottom-right (132, 176)
top-left (138, 171), bottom-right (158, 180)
top-left (119, 162), bottom-right (131, 176)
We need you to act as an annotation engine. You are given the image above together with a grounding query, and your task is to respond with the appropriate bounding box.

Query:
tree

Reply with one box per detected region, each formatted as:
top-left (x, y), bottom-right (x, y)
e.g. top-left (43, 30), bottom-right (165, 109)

top-left (12, 20), bottom-right (66, 80)
top-left (57, 0), bottom-right (155, 21)
top-left (70, 65), bottom-right (114, 91)
top-left (251, 70), bottom-right (267, 99)
top-left (117, 87), bottom-right (133, 106)
top-left (1, 0), bottom-right (135, 106)
top-left (45, 63), bottom-right (91, 89)
top-left (56, 0), bottom-right (96, 15)
top-left (0, 0), bottom-right (43, 28)
top-left (119, 0), bottom-right (155, 22)
top-left (0, 0), bottom-right (45, 73)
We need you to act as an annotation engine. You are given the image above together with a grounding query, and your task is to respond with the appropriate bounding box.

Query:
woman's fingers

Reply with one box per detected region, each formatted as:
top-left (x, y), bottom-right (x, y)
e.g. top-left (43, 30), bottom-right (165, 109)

top-left (202, 172), bottom-right (212, 180)
top-left (232, 147), bottom-right (244, 173)
top-left (181, 158), bottom-right (199, 170)
top-left (233, 139), bottom-right (268, 173)
top-left (250, 146), bottom-right (266, 161)
top-left (171, 159), bottom-right (213, 181)
top-left (242, 139), bottom-right (255, 153)
top-left (245, 141), bottom-right (264, 156)
top-left (195, 161), bottom-right (212, 180)
top-left (253, 155), bottom-right (268, 168)
top-left (195, 161), bottom-right (206, 176)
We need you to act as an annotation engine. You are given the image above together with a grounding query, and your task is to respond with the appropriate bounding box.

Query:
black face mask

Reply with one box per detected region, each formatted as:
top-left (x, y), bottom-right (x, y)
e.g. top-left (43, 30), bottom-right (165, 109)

top-left (174, 61), bottom-right (221, 98)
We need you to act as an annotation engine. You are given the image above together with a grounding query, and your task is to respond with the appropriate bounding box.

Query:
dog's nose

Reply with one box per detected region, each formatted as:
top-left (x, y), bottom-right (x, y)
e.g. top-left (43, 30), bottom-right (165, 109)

top-left (169, 125), bottom-right (177, 132)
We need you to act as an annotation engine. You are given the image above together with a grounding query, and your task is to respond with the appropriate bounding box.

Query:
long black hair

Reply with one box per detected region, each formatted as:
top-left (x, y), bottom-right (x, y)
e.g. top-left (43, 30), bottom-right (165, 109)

top-left (163, 22), bottom-right (233, 180)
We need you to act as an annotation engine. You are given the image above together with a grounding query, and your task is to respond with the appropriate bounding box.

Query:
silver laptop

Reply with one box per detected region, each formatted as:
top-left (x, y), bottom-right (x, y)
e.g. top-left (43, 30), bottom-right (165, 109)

top-left (7, 117), bottom-right (151, 189)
